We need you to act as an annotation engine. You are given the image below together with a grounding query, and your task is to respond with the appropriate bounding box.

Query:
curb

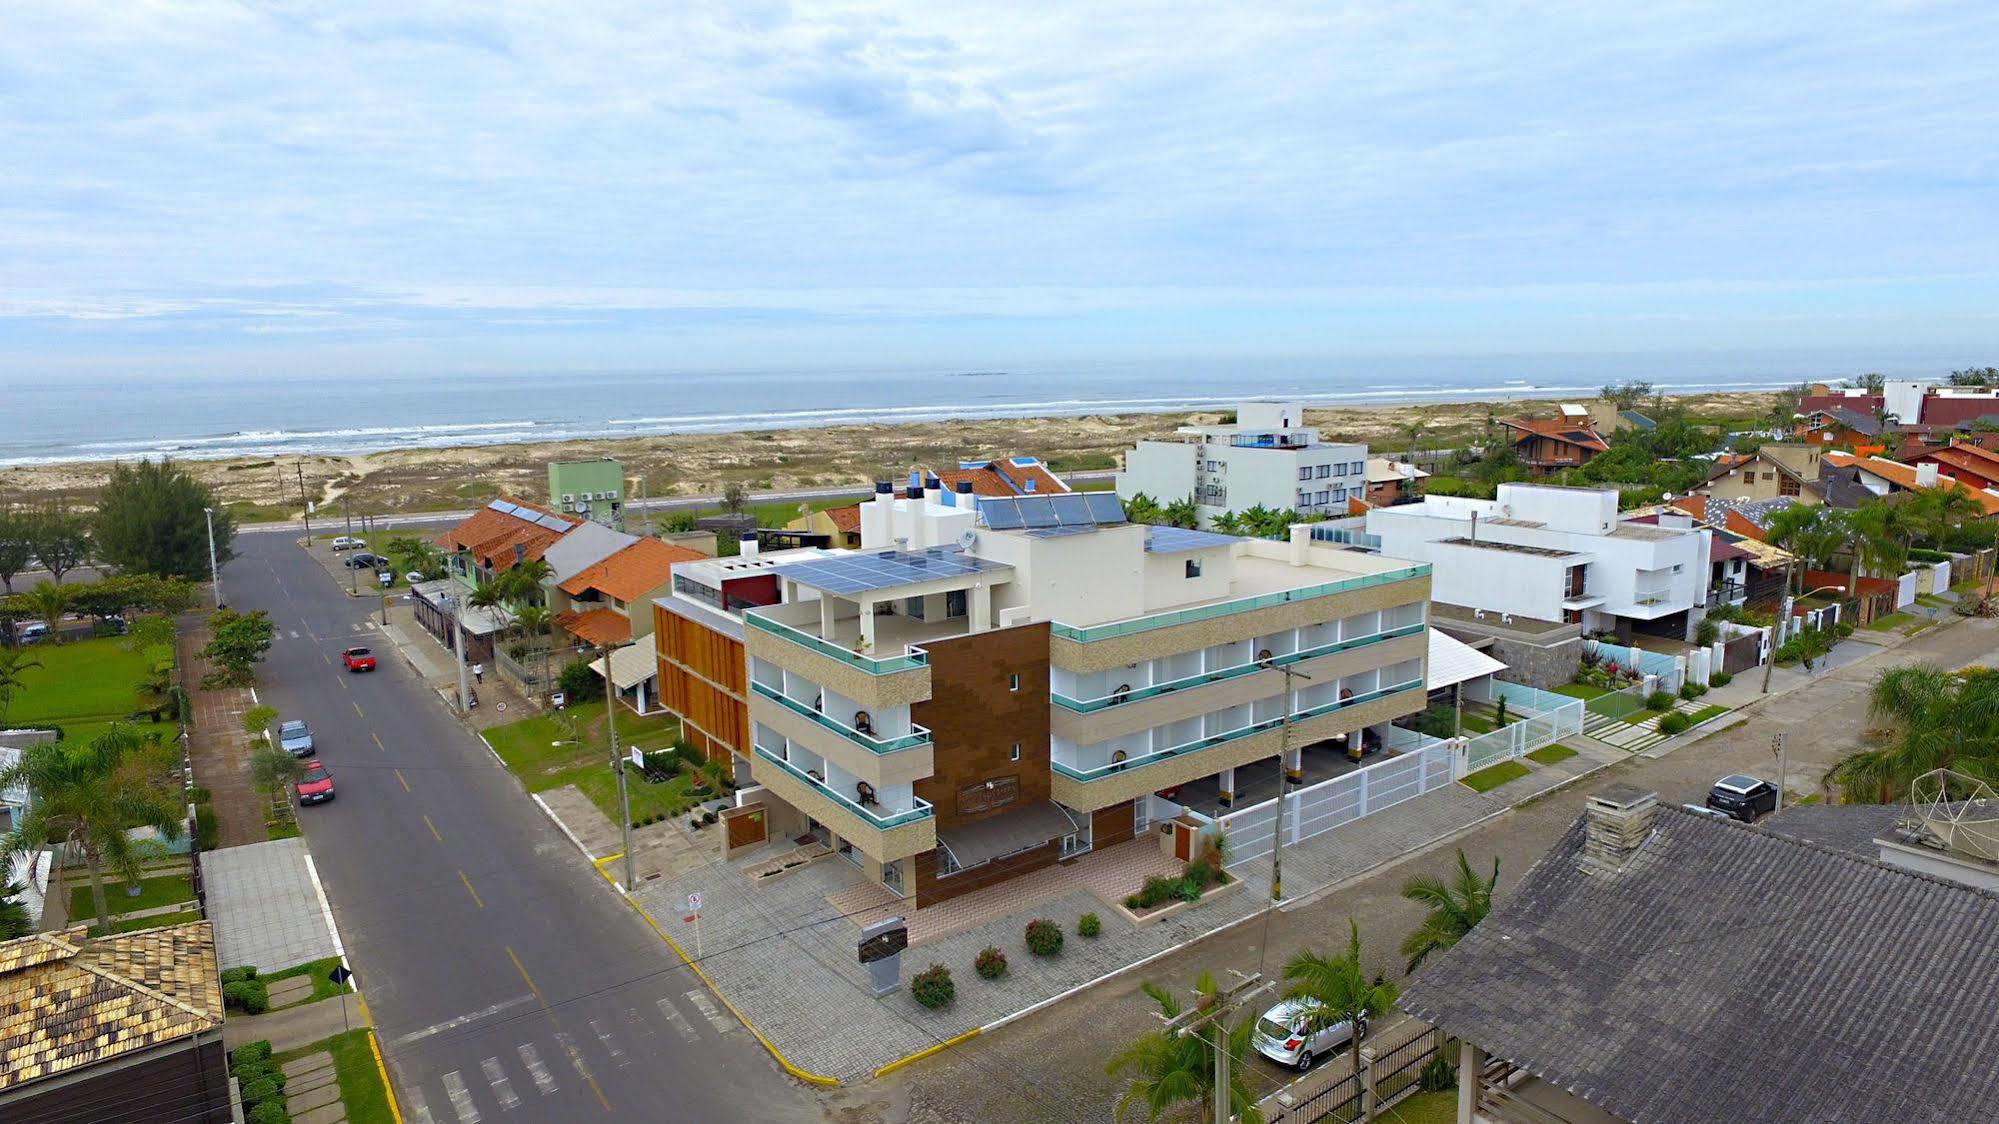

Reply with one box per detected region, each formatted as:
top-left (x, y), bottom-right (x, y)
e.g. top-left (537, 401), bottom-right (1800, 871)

top-left (533, 793), bottom-right (600, 863)
top-left (302, 853), bottom-right (405, 1123)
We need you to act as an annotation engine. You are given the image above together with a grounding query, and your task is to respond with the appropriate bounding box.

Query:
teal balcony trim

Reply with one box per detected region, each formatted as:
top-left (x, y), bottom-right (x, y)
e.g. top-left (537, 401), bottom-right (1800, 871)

top-left (744, 611), bottom-right (929, 675)
top-left (751, 745), bottom-right (935, 828)
top-left (1049, 622), bottom-right (1425, 713)
top-left (1048, 565), bottom-right (1429, 643)
top-left (749, 681), bottom-right (932, 753)
top-left (1050, 680), bottom-right (1424, 783)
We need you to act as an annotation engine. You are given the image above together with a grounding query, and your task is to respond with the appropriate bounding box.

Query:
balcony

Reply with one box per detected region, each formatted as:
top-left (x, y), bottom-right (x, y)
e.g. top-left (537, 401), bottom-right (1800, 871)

top-left (1049, 564), bottom-right (1429, 644)
top-left (1632, 585), bottom-right (1674, 607)
top-left (748, 681), bottom-right (932, 754)
top-left (1050, 678), bottom-right (1424, 784)
top-left (753, 745), bottom-right (933, 827)
top-left (744, 610), bottom-right (929, 674)
top-left (1050, 622), bottom-right (1425, 713)
top-left (750, 744), bottom-right (938, 864)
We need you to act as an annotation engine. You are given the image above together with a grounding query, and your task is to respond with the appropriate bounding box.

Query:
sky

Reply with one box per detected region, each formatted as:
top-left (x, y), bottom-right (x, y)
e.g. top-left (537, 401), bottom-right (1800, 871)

top-left (3, 1), bottom-right (1998, 378)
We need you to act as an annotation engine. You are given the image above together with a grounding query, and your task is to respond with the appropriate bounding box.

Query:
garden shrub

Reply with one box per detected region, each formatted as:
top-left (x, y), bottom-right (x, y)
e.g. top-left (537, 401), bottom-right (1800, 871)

top-left (1657, 712), bottom-right (1693, 736)
top-left (1679, 682), bottom-right (1707, 700)
top-left (702, 810), bottom-right (718, 825)
top-left (975, 946), bottom-right (1007, 979)
top-left (1025, 919), bottom-right (1064, 957)
top-left (194, 805), bottom-right (219, 852)
top-left (1645, 690), bottom-right (1675, 712)
top-left (231, 1040), bottom-right (272, 1067)
top-left (187, 786), bottom-right (212, 803)
top-left (1182, 859), bottom-right (1215, 889)
top-left (239, 1077), bottom-right (280, 1106)
top-left (223, 979), bottom-right (270, 1015)
top-left (556, 659), bottom-right (605, 702)
top-left (911, 964), bottom-right (955, 1009)
top-left (1418, 1052), bottom-right (1458, 1092)
top-left (1710, 671), bottom-right (1732, 687)
top-left (247, 1099), bottom-right (291, 1124)
top-left (1131, 875), bottom-right (1183, 910)
top-left (1175, 878), bottom-right (1203, 903)
top-left (221, 965), bottom-right (257, 985)
top-left (1078, 913), bottom-right (1102, 938)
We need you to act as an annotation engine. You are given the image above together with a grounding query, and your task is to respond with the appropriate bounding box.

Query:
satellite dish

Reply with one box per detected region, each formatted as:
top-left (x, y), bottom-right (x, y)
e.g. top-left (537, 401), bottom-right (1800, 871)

top-left (959, 529), bottom-right (978, 550)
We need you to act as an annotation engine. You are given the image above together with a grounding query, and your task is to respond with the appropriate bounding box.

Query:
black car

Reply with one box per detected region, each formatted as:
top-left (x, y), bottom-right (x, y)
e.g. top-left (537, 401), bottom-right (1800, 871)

top-left (1705, 774), bottom-right (1778, 822)
top-left (343, 553), bottom-right (385, 569)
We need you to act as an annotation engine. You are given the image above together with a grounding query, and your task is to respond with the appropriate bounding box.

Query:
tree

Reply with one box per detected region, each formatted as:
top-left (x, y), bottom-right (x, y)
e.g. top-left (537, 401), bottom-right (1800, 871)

top-left (1209, 511), bottom-right (1246, 536)
top-left (1870, 405), bottom-right (1900, 433)
top-left (198, 608), bottom-right (274, 686)
top-left (0, 647), bottom-right (42, 725)
top-left (719, 480), bottom-right (749, 517)
top-left (557, 658), bottom-right (604, 703)
top-left (91, 458), bottom-right (234, 580)
top-left (497, 557), bottom-right (552, 605)
top-left (1284, 920), bottom-right (1400, 1087)
top-left (1122, 493), bottom-right (1163, 526)
top-left (1399, 849), bottom-right (1499, 973)
top-left (16, 581), bottom-right (72, 640)
top-left (248, 744), bottom-right (306, 801)
top-left (1599, 380), bottom-right (1655, 410)
top-left (0, 728), bottom-right (183, 932)
top-left (0, 878), bottom-right (31, 939)
top-left (0, 511), bottom-right (32, 595)
top-left (1848, 372), bottom-right (1887, 392)
top-left (1949, 366), bottom-right (1999, 387)
top-left (513, 603), bottom-right (555, 686)
top-left (1829, 665), bottom-right (1999, 802)
top-left (242, 705), bottom-right (279, 742)
top-left (385, 537), bottom-right (443, 581)
top-left (1764, 505), bottom-right (1842, 593)
top-left (1400, 420), bottom-right (1428, 460)
top-left (1104, 971), bottom-right (1263, 1124)
top-left (26, 504), bottom-right (89, 586)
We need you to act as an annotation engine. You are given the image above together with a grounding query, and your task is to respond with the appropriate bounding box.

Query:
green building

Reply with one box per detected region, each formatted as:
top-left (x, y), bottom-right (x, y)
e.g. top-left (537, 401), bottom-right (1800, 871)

top-left (548, 459), bottom-right (625, 527)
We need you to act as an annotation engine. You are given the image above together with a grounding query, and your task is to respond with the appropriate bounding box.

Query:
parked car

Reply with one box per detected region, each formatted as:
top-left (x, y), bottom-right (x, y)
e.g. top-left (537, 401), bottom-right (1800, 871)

top-left (343, 553), bottom-right (385, 569)
top-left (404, 571), bottom-right (427, 585)
top-left (330, 536), bottom-right (366, 551)
top-left (16, 622), bottom-right (50, 644)
top-left (295, 761), bottom-right (335, 805)
top-left (1705, 774), bottom-right (1779, 822)
top-left (342, 646), bottom-right (376, 672)
top-left (1253, 999), bottom-right (1367, 1072)
top-left (277, 720), bottom-right (315, 757)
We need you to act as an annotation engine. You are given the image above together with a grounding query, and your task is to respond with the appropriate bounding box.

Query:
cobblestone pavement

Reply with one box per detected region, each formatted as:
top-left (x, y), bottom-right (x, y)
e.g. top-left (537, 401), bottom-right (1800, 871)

top-left (200, 838), bottom-right (341, 971)
top-left (854, 616), bottom-right (1999, 1123)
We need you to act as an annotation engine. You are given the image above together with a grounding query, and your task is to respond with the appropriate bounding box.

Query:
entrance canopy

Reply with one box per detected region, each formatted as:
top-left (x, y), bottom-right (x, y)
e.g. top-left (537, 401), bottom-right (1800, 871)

top-left (935, 802), bottom-right (1084, 870)
top-left (1427, 629), bottom-right (1506, 691)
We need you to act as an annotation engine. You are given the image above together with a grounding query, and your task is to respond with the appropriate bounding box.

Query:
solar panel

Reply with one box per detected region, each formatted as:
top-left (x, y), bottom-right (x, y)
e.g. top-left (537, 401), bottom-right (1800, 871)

top-left (1015, 496), bottom-right (1059, 528)
top-left (1084, 493), bottom-right (1127, 524)
top-left (1026, 525), bottom-right (1095, 538)
top-left (1049, 494), bottom-right (1092, 526)
top-left (535, 514), bottom-right (571, 532)
top-left (981, 498), bottom-right (1023, 529)
top-left (489, 500), bottom-right (519, 515)
top-left (1145, 526), bottom-right (1241, 554)
top-left (774, 547), bottom-right (1010, 595)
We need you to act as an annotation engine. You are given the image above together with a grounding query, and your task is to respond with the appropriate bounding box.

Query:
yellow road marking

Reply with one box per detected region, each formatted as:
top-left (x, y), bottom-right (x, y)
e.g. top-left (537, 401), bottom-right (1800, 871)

top-left (458, 869), bottom-right (484, 908)
top-left (423, 814), bottom-right (441, 843)
top-left (372, 731), bottom-right (386, 752)
top-left (352, 700), bottom-right (364, 718)
top-left (394, 769), bottom-right (410, 792)
top-left (508, 945), bottom-right (613, 1111)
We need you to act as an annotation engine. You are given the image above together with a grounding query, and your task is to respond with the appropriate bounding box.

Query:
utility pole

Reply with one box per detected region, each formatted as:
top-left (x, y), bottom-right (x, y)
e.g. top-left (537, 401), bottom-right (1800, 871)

top-left (1773, 731), bottom-right (1788, 811)
top-left (447, 595), bottom-right (470, 713)
top-left (296, 462), bottom-right (313, 539)
top-left (1761, 561), bottom-right (1791, 695)
top-left (638, 476), bottom-right (652, 537)
top-left (1157, 971), bottom-right (1269, 1124)
top-left (1260, 659), bottom-right (1313, 904)
top-left (202, 506), bottom-right (223, 609)
top-left (344, 502), bottom-right (358, 595)
top-left (604, 644), bottom-right (634, 889)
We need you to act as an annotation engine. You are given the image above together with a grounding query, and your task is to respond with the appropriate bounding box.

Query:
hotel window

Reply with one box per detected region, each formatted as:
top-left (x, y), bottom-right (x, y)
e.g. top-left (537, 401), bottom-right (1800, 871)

top-left (1315, 491), bottom-right (1329, 504)
top-left (1299, 490), bottom-right (1312, 506)
top-left (1316, 464), bottom-right (1330, 479)
top-left (1329, 485), bottom-right (1345, 502)
top-left (1298, 467), bottom-right (1312, 481)
top-left (1185, 558), bottom-right (1203, 578)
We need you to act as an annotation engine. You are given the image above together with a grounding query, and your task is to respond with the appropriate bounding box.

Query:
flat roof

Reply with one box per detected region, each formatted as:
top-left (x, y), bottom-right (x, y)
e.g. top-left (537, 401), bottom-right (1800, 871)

top-left (1437, 537), bottom-right (1583, 559)
top-left (1143, 526), bottom-right (1243, 554)
top-left (774, 547), bottom-right (1013, 597)
top-left (1608, 523), bottom-right (1687, 542)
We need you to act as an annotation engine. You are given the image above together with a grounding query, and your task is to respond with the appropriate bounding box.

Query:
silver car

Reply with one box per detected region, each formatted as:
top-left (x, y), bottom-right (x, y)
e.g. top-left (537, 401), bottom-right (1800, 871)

top-left (1253, 999), bottom-right (1367, 1071)
top-left (277, 719), bottom-right (315, 757)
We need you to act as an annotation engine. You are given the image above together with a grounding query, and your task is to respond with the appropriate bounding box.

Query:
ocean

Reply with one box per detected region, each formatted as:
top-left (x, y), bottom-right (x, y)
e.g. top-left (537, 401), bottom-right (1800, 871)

top-left (0, 352), bottom-right (1871, 467)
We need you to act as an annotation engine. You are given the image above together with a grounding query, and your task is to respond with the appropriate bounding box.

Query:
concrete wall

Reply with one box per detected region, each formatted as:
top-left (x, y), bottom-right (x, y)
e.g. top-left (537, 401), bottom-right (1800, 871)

top-left (1117, 440), bottom-right (1198, 505)
top-left (1483, 635), bottom-right (1583, 690)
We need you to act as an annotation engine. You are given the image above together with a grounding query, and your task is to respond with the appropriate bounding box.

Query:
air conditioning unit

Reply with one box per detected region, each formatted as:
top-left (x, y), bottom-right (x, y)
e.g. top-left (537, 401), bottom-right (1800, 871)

top-left (576, 501), bottom-right (591, 513)
top-left (562, 493), bottom-right (574, 503)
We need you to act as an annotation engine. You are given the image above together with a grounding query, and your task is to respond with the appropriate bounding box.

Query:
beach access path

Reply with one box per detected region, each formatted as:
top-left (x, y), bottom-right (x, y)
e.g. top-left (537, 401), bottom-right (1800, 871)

top-left (224, 531), bottom-right (823, 1123)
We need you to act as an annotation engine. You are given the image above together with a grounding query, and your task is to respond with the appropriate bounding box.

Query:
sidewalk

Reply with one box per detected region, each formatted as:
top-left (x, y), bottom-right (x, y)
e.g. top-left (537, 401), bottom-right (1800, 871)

top-left (179, 617), bottom-right (266, 848)
top-left (224, 993), bottom-right (368, 1053)
top-left (201, 838), bottom-right (342, 971)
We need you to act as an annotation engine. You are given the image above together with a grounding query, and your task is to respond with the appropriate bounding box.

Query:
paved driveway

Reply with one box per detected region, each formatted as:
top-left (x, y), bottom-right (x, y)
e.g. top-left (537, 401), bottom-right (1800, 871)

top-left (201, 838), bottom-right (341, 971)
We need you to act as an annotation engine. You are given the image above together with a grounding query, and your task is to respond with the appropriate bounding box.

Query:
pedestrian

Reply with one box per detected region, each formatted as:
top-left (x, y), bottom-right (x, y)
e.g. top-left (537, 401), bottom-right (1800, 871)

top-left (472, 661), bottom-right (484, 684)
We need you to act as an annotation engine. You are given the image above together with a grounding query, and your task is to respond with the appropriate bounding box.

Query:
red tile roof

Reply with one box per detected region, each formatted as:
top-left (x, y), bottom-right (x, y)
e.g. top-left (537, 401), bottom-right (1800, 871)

top-left (929, 459), bottom-right (1070, 498)
top-left (1915, 396), bottom-right (1999, 428)
top-left (1824, 452), bottom-right (1999, 516)
top-left (825, 504), bottom-right (862, 533)
top-left (553, 608), bottom-right (632, 646)
top-left (436, 499), bottom-right (582, 572)
top-left (1502, 417), bottom-right (1609, 452)
top-left (557, 537), bottom-right (704, 602)
top-left (1797, 393), bottom-right (1882, 416)
top-left (1668, 494), bottom-right (1708, 521)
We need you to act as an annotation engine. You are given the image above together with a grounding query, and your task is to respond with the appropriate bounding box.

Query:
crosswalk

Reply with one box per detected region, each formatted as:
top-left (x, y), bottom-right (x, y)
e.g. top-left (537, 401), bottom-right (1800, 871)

top-left (400, 989), bottom-right (740, 1122)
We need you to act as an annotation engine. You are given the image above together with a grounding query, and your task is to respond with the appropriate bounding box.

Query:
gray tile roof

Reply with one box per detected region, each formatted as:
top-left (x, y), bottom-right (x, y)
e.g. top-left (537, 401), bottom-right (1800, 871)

top-left (1762, 803), bottom-right (1905, 859)
top-left (1398, 801), bottom-right (1999, 1124)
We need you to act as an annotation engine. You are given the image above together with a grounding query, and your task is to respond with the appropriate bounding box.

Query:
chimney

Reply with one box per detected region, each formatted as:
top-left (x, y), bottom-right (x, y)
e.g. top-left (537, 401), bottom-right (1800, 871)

top-left (514, 543), bottom-right (526, 567)
top-left (923, 473), bottom-right (942, 507)
top-left (1916, 462), bottom-right (1940, 488)
top-left (738, 531), bottom-right (759, 559)
top-left (952, 480), bottom-right (973, 508)
top-left (1580, 784), bottom-right (1659, 875)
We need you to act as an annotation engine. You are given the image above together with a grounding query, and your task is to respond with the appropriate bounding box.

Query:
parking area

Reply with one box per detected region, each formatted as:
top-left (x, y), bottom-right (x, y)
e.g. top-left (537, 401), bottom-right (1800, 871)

top-left (1174, 739), bottom-right (1375, 817)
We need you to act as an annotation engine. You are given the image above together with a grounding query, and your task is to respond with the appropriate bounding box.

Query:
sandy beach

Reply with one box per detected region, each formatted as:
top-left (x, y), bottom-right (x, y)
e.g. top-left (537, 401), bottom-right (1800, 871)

top-left (0, 390), bottom-right (1778, 517)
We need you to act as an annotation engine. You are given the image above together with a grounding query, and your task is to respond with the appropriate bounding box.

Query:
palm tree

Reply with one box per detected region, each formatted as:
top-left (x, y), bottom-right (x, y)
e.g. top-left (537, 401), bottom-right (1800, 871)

top-left (0, 877), bottom-right (32, 939)
top-left (1764, 506), bottom-right (1842, 593)
top-left (500, 557), bottom-right (554, 605)
top-left (1161, 497), bottom-right (1200, 530)
top-left (1284, 920), bottom-right (1399, 1091)
top-left (0, 728), bottom-right (184, 932)
top-left (1400, 420), bottom-right (1427, 461)
top-left (18, 581), bottom-right (71, 642)
top-left (513, 603), bottom-right (555, 686)
top-left (1830, 665), bottom-right (1999, 801)
top-left (1123, 493), bottom-right (1163, 526)
top-left (1105, 971), bottom-right (1263, 1124)
top-left (1210, 511), bottom-right (1247, 536)
top-left (1399, 849), bottom-right (1499, 972)
top-left (0, 647), bottom-right (43, 725)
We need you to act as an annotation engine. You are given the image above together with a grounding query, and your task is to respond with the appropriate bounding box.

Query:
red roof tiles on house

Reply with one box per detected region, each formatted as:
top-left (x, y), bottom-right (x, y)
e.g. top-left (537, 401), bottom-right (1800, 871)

top-left (436, 498), bottom-right (583, 572)
top-left (557, 537), bottom-right (704, 602)
top-left (553, 608), bottom-right (633, 646)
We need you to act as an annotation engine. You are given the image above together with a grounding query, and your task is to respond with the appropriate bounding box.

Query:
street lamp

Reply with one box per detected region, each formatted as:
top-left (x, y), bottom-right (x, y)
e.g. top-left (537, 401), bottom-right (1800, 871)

top-left (1258, 659), bottom-right (1312, 904)
top-left (439, 593), bottom-right (471, 713)
top-left (202, 506), bottom-right (223, 608)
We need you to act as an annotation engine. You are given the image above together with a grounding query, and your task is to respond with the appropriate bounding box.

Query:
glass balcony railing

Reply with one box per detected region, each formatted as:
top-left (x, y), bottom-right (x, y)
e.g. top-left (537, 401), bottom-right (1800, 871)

top-left (752, 746), bottom-right (935, 828)
top-left (1633, 586), bottom-right (1675, 606)
top-left (1050, 622), bottom-right (1425, 712)
top-left (749, 681), bottom-right (933, 753)
top-left (1048, 565), bottom-right (1428, 643)
top-left (1050, 679), bottom-right (1424, 783)
top-left (743, 611), bottom-right (930, 675)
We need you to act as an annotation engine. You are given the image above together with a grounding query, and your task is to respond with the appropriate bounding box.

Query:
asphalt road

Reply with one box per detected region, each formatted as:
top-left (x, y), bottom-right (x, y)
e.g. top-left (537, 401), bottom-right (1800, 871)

top-left (227, 532), bottom-right (822, 1123)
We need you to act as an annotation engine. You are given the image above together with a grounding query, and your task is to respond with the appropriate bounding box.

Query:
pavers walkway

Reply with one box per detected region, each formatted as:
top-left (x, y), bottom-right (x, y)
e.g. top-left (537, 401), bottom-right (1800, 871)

top-left (283, 1051), bottom-right (348, 1124)
top-left (200, 838), bottom-right (340, 970)
top-left (179, 617), bottom-right (266, 847)
top-left (1584, 698), bottom-right (1722, 752)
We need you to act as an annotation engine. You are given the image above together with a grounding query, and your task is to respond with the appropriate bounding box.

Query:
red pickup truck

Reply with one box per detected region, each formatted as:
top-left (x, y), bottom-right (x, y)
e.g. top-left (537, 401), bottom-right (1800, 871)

top-left (342, 646), bottom-right (376, 672)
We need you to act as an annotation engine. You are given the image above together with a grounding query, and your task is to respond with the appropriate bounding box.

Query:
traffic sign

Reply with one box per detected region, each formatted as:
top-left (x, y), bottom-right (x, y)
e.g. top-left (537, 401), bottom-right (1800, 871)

top-left (686, 892), bottom-right (702, 914)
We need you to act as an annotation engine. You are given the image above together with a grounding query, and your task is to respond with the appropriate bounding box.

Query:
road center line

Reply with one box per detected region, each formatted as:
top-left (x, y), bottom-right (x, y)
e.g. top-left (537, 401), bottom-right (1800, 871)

top-left (373, 731), bottom-right (386, 752)
top-left (458, 870), bottom-right (484, 908)
top-left (395, 769), bottom-right (410, 792)
top-left (423, 814), bottom-right (442, 843)
top-left (352, 699), bottom-right (365, 718)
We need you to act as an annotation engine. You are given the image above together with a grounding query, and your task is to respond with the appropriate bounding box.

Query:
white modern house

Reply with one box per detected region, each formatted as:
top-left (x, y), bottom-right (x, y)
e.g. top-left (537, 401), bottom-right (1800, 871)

top-left (1118, 401), bottom-right (1369, 526)
top-left (1365, 483), bottom-right (1711, 641)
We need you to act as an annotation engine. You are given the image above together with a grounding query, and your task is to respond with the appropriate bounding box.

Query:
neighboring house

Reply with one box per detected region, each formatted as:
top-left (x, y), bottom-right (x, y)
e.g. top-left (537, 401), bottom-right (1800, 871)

top-left (1797, 381), bottom-right (1999, 437)
top-left (419, 498), bottom-right (588, 666)
top-left (1580, 400), bottom-right (1654, 435)
top-left (548, 458), bottom-right (627, 528)
top-left (1625, 497), bottom-right (1794, 606)
top-left (1118, 401), bottom-right (1369, 525)
top-left (0, 922), bottom-right (230, 1123)
top-left (1366, 483), bottom-right (1710, 641)
top-left (784, 504), bottom-right (864, 549)
top-left (551, 537), bottom-right (705, 712)
top-left (1897, 439), bottom-right (1999, 492)
top-left (1695, 443), bottom-right (1827, 503)
top-left (930, 458), bottom-right (1071, 498)
top-left (1499, 413), bottom-right (1608, 475)
top-left (739, 477), bottom-right (1429, 906)
top-left (1821, 452), bottom-right (1999, 517)
top-left (1794, 404), bottom-right (1890, 453)
top-left (1361, 457), bottom-right (1428, 507)
top-left (1400, 786), bottom-right (1999, 1124)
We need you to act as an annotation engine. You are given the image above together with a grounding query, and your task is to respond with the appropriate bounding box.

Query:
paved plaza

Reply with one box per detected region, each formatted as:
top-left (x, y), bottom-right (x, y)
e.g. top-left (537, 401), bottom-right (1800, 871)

top-left (200, 838), bottom-right (341, 971)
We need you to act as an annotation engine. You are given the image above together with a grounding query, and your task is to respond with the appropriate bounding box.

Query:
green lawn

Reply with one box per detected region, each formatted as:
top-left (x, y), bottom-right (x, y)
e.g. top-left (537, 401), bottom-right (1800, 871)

top-left (1685, 704), bottom-right (1730, 726)
top-left (70, 872), bottom-right (194, 921)
top-left (1461, 760), bottom-right (1530, 793)
top-left (1526, 743), bottom-right (1578, 765)
top-left (8, 635), bottom-right (154, 725)
top-left (88, 908), bottom-right (202, 937)
top-left (1377, 1090), bottom-right (1458, 1124)
top-left (262, 955), bottom-right (354, 1006)
top-left (1865, 611), bottom-right (1915, 631)
top-left (1553, 682), bottom-right (1612, 700)
top-left (55, 716), bottom-right (176, 749)
top-left (1457, 713), bottom-right (1494, 734)
top-left (271, 1030), bottom-right (397, 1124)
top-left (483, 708), bottom-right (702, 825)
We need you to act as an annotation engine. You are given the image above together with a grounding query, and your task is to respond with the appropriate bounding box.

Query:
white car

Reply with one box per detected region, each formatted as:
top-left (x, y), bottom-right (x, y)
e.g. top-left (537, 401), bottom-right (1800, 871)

top-left (16, 622), bottom-right (50, 643)
top-left (1253, 999), bottom-right (1367, 1071)
top-left (331, 535), bottom-right (366, 551)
